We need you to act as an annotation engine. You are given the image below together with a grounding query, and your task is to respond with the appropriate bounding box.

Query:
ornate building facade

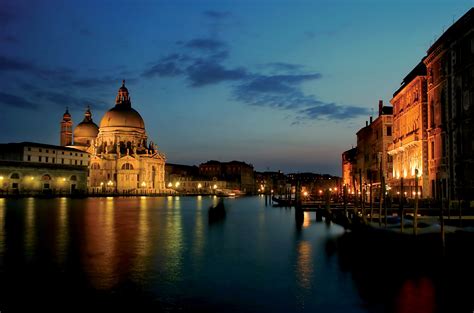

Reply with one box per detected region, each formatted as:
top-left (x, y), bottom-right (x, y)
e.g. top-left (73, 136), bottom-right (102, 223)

top-left (60, 81), bottom-right (166, 194)
top-left (388, 61), bottom-right (429, 197)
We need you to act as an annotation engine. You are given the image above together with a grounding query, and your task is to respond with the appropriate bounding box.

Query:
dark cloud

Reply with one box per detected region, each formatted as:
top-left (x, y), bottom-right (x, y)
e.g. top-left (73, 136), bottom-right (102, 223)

top-left (299, 103), bottom-right (369, 120)
top-left (142, 61), bottom-right (182, 78)
top-left (264, 62), bottom-right (305, 72)
top-left (33, 89), bottom-right (108, 111)
top-left (0, 92), bottom-right (37, 110)
top-left (1, 35), bottom-right (19, 44)
top-left (186, 61), bottom-right (247, 87)
top-left (0, 55), bottom-right (35, 71)
top-left (181, 38), bottom-right (226, 52)
top-left (203, 10), bottom-right (232, 20)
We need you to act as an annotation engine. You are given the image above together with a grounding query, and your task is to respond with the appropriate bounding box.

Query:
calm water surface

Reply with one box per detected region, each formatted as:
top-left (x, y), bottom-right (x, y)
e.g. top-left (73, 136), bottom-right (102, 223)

top-left (0, 196), bottom-right (472, 312)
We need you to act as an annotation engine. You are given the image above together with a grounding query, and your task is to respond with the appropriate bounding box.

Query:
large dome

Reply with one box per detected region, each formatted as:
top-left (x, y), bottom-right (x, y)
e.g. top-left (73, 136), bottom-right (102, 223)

top-left (99, 106), bottom-right (145, 129)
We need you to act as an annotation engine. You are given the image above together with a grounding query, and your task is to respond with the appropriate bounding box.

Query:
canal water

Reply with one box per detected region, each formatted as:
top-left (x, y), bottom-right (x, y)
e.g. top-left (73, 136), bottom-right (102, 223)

top-left (0, 196), bottom-right (472, 312)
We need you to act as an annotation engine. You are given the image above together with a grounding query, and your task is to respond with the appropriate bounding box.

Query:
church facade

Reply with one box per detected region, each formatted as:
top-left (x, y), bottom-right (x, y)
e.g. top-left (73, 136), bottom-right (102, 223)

top-left (60, 81), bottom-right (166, 194)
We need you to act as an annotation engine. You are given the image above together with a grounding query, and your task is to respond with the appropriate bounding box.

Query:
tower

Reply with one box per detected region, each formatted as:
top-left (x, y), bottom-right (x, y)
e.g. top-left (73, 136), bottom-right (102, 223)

top-left (60, 108), bottom-right (73, 146)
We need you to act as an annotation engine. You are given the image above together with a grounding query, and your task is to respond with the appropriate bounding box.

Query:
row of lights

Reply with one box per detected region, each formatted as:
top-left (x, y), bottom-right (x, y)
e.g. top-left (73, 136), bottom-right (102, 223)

top-left (0, 176), bottom-right (69, 181)
top-left (168, 182), bottom-right (218, 189)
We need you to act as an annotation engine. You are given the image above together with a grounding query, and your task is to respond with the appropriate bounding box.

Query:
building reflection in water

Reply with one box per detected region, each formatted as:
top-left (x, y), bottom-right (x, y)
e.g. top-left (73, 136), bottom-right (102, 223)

top-left (303, 212), bottom-right (311, 228)
top-left (56, 197), bottom-right (69, 266)
top-left (24, 197), bottom-right (36, 260)
top-left (82, 197), bottom-right (118, 290)
top-left (0, 198), bottom-right (5, 260)
top-left (395, 278), bottom-right (435, 313)
top-left (130, 196), bottom-right (151, 282)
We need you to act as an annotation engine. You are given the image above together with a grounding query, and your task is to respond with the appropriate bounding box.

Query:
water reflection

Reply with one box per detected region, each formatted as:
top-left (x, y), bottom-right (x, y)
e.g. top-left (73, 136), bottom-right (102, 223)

top-left (24, 197), bottom-right (36, 260)
top-left (162, 196), bottom-right (183, 285)
top-left (395, 278), bottom-right (435, 313)
top-left (56, 197), bottom-right (69, 265)
top-left (0, 198), bottom-right (5, 260)
top-left (193, 196), bottom-right (205, 262)
top-left (82, 198), bottom-right (118, 289)
top-left (131, 197), bottom-right (151, 281)
top-left (296, 240), bottom-right (313, 290)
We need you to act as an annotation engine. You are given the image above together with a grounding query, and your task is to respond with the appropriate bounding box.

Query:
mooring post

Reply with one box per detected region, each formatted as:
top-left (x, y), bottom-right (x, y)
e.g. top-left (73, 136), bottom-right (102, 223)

top-left (343, 184), bottom-right (348, 217)
top-left (414, 169), bottom-right (419, 235)
top-left (400, 177), bottom-right (404, 233)
top-left (359, 169), bottom-right (366, 223)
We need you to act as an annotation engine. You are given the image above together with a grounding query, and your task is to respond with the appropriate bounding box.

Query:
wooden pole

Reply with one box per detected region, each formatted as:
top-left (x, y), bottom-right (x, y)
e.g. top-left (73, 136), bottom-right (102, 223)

top-left (400, 177), bottom-right (404, 233)
top-left (369, 174), bottom-right (373, 222)
top-left (352, 174), bottom-right (358, 217)
top-left (359, 169), bottom-right (366, 222)
top-left (414, 169), bottom-right (419, 235)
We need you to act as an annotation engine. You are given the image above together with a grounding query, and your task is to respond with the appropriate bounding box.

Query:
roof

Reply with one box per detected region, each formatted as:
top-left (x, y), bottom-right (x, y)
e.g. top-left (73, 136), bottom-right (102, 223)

top-left (427, 8), bottom-right (474, 56)
top-left (0, 160), bottom-right (87, 171)
top-left (393, 60), bottom-right (427, 98)
top-left (0, 142), bottom-right (86, 153)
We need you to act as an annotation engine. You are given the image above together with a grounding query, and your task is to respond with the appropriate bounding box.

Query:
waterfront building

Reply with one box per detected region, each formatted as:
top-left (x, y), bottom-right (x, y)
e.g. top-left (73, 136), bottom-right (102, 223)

top-left (424, 8), bottom-right (474, 202)
top-left (341, 147), bottom-right (357, 194)
top-left (355, 101), bottom-right (393, 202)
top-left (255, 171), bottom-right (288, 194)
top-left (60, 81), bottom-right (166, 194)
top-left (388, 61), bottom-right (429, 198)
top-left (199, 160), bottom-right (255, 194)
top-left (0, 142), bottom-right (88, 195)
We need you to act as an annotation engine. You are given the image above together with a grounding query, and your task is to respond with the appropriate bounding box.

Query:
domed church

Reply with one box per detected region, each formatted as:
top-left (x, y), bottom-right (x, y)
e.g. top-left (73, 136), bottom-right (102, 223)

top-left (60, 81), bottom-right (166, 193)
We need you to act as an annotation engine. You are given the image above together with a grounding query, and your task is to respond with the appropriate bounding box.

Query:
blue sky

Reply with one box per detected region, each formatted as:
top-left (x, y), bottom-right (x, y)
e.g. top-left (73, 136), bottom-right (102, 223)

top-left (1, 0), bottom-right (472, 174)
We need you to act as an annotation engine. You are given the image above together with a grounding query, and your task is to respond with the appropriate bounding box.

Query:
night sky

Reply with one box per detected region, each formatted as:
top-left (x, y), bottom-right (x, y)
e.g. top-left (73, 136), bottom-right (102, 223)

top-left (0, 0), bottom-right (471, 175)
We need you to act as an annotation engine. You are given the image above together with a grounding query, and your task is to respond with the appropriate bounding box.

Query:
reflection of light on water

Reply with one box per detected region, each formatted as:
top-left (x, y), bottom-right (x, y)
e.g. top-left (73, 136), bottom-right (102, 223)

top-left (395, 277), bottom-right (435, 313)
top-left (303, 212), bottom-right (311, 228)
top-left (192, 200), bottom-right (204, 263)
top-left (25, 198), bottom-right (36, 259)
top-left (197, 195), bottom-right (202, 202)
top-left (163, 199), bottom-right (183, 283)
top-left (296, 240), bottom-right (313, 291)
top-left (56, 197), bottom-right (69, 265)
top-left (83, 198), bottom-right (118, 290)
top-left (131, 197), bottom-right (150, 277)
top-left (0, 198), bottom-right (5, 259)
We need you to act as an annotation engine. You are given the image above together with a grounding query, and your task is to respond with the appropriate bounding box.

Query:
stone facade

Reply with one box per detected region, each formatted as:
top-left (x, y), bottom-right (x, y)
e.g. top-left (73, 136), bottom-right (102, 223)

top-left (199, 160), bottom-right (255, 194)
top-left (388, 62), bottom-right (429, 198)
top-left (342, 147), bottom-right (357, 193)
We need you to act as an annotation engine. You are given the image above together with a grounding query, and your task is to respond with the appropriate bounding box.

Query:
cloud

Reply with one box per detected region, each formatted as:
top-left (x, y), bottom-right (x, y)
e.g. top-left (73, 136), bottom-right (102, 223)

top-left (264, 62), bottom-right (305, 72)
top-left (0, 92), bottom-right (38, 110)
top-left (33, 89), bottom-right (108, 110)
top-left (186, 61), bottom-right (247, 87)
top-left (0, 55), bottom-right (35, 71)
top-left (181, 38), bottom-right (226, 52)
top-left (1, 35), bottom-right (19, 44)
top-left (203, 10), bottom-right (232, 20)
top-left (298, 103), bottom-right (369, 120)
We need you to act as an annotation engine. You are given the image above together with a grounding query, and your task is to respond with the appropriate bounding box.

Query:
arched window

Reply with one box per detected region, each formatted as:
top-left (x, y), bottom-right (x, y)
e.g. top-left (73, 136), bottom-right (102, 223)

top-left (91, 163), bottom-right (100, 170)
top-left (122, 163), bottom-right (134, 170)
top-left (10, 173), bottom-right (20, 179)
top-left (70, 175), bottom-right (77, 181)
top-left (42, 174), bottom-right (51, 181)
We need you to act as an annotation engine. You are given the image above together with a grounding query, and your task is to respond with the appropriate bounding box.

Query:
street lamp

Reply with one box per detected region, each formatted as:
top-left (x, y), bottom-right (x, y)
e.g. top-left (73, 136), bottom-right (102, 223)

top-left (141, 182), bottom-right (146, 187)
top-left (168, 182), bottom-right (172, 187)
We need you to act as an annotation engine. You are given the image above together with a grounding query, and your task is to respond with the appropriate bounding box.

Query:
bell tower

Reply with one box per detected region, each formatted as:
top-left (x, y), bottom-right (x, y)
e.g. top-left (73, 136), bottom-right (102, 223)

top-left (60, 108), bottom-right (73, 146)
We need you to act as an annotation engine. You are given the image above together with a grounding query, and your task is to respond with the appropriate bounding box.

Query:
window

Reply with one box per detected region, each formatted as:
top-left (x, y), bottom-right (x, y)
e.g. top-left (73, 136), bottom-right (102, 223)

top-left (75, 160), bottom-right (78, 165)
top-left (429, 102), bottom-right (435, 127)
top-left (62, 151), bottom-right (65, 155)
top-left (91, 163), bottom-right (100, 170)
top-left (27, 155), bottom-right (31, 161)
top-left (70, 175), bottom-right (77, 181)
top-left (28, 147), bottom-right (31, 151)
top-left (52, 150), bottom-right (55, 154)
top-left (431, 141), bottom-right (435, 159)
top-left (121, 163), bottom-right (134, 170)
top-left (52, 158), bottom-right (55, 163)
top-left (61, 159), bottom-right (64, 164)
top-left (41, 174), bottom-right (51, 181)
top-left (10, 173), bottom-right (20, 179)
top-left (80, 160), bottom-right (83, 165)
top-left (39, 149), bottom-right (42, 152)
top-left (46, 150), bottom-right (49, 153)
top-left (12, 183), bottom-right (18, 189)
top-left (45, 157), bottom-right (49, 163)
top-left (39, 156), bottom-right (42, 162)
top-left (387, 126), bottom-right (392, 136)
top-left (75, 153), bottom-right (78, 156)
top-left (70, 153), bottom-right (72, 156)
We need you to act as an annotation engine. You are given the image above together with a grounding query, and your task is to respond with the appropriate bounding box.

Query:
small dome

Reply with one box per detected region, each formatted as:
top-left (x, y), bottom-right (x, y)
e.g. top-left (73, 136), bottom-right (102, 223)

top-left (74, 120), bottom-right (99, 138)
top-left (99, 106), bottom-right (145, 129)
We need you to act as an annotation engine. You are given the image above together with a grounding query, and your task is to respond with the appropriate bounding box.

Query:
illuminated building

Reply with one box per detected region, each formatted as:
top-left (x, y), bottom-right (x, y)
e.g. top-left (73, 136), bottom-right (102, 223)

top-left (388, 61), bottom-right (428, 197)
top-left (0, 142), bottom-right (88, 195)
top-left (199, 160), bottom-right (255, 193)
top-left (424, 8), bottom-right (474, 201)
top-left (342, 147), bottom-right (357, 192)
top-left (355, 101), bottom-right (393, 201)
top-left (60, 81), bottom-right (166, 194)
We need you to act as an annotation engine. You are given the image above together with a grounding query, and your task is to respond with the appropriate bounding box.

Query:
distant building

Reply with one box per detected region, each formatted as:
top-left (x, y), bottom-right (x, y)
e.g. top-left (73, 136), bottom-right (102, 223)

top-left (355, 101), bottom-right (393, 201)
top-left (388, 61), bottom-right (429, 198)
top-left (341, 147), bottom-right (357, 193)
top-left (286, 172), bottom-right (341, 196)
top-left (255, 171), bottom-right (287, 194)
top-left (0, 142), bottom-right (88, 195)
top-left (199, 160), bottom-right (255, 193)
top-left (60, 81), bottom-right (167, 194)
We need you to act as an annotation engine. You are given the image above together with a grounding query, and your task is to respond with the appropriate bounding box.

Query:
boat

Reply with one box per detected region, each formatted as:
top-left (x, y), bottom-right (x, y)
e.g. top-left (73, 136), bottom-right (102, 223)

top-left (208, 198), bottom-right (226, 221)
top-left (271, 196), bottom-right (295, 206)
